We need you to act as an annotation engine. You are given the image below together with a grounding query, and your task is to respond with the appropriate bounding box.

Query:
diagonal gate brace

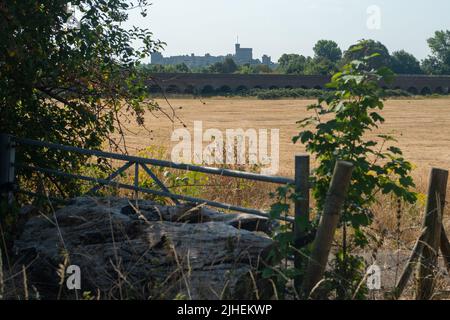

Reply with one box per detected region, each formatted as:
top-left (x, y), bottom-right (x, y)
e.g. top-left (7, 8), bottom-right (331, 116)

top-left (87, 161), bottom-right (134, 195)
top-left (140, 163), bottom-right (180, 205)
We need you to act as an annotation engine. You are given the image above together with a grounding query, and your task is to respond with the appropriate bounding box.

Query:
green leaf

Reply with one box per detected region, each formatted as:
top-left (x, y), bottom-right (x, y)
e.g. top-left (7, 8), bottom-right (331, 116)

top-left (298, 131), bottom-right (314, 144)
top-left (370, 112), bottom-right (385, 123)
top-left (388, 146), bottom-right (403, 155)
top-left (364, 52), bottom-right (381, 60)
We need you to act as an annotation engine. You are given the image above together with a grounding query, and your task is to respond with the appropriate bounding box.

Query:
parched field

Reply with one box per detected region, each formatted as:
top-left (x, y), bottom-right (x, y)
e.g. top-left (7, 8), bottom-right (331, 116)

top-left (121, 97), bottom-right (450, 182)
top-left (118, 98), bottom-right (450, 296)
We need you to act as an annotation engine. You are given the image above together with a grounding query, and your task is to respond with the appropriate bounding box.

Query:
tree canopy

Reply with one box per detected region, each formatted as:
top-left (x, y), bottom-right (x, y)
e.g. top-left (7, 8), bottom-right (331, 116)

top-left (0, 0), bottom-right (162, 196)
top-left (277, 54), bottom-right (309, 74)
top-left (208, 57), bottom-right (238, 73)
top-left (422, 30), bottom-right (450, 75)
top-left (142, 63), bottom-right (191, 73)
top-left (390, 50), bottom-right (423, 74)
top-left (277, 41), bottom-right (341, 76)
top-left (313, 40), bottom-right (342, 62)
top-left (343, 40), bottom-right (391, 70)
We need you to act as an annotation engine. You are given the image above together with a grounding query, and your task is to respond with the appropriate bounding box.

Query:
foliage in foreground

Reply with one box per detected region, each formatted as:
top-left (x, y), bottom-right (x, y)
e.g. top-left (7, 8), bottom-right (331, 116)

top-left (267, 42), bottom-right (417, 299)
top-left (0, 1), bottom-right (161, 199)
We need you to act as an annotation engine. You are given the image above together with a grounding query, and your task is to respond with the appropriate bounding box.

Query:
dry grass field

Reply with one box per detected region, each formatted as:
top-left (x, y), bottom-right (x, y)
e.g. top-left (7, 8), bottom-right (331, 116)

top-left (113, 96), bottom-right (450, 297)
top-left (121, 97), bottom-right (450, 180)
top-left (115, 96), bottom-right (450, 238)
top-left (116, 96), bottom-right (450, 234)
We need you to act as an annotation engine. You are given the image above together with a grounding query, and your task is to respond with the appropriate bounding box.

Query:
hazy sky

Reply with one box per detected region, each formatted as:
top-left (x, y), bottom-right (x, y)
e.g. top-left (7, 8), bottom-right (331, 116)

top-left (125, 0), bottom-right (450, 62)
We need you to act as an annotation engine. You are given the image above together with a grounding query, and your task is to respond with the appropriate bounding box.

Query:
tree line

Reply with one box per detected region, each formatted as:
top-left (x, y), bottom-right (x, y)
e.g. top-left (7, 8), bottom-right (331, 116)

top-left (143, 31), bottom-right (450, 76)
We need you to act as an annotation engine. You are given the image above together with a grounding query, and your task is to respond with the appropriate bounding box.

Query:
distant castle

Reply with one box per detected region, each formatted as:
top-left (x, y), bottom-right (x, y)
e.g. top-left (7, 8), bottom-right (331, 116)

top-left (151, 43), bottom-right (275, 68)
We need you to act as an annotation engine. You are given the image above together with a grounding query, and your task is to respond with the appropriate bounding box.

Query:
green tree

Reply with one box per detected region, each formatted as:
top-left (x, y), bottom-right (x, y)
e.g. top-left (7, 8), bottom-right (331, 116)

top-left (390, 50), bottom-right (423, 74)
top-left (343, 39), bottom-right (391, 70)
top-left (141, 64), bottom-right (166, 73)
top-left (422, 30), bottom-right (450, 75)
top-left (277, 54), bottom-right (308, 74)
top-left (222, 57), bottom-right (239, 73)
top-left (0, 1), bottom-right (162, 197)
top-left (173, 63), bottom-right (190, 73)
top-left (313, 40), bottom-right (342, 62)
top-left (141, 63), bottom-right (190, 73)
top-left (237, 64), bottom-right (273, 74)
top-left (304, 57), bottom-right (338, 75)
top-left (251, 64), bottom-right (273, 74)
top-left (237, 65), bottom-right (253, 74)
top-left (209, 57), bottom-right (238, 73)
top-left (294, 43), bottom-right (416, 298)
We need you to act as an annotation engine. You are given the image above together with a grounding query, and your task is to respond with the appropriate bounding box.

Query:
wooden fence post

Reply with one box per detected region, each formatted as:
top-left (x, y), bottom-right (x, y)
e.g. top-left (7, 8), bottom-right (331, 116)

top-left (0, 134), bottom-right (16, 206)
top-left (393, 227), bottom-right (429, 299)
top-left (302, 160), bottom-right (354, 298)
top-left (416, 168), bottom-right (448, 300)
top-left (293, 155), bottom-right (310, 292)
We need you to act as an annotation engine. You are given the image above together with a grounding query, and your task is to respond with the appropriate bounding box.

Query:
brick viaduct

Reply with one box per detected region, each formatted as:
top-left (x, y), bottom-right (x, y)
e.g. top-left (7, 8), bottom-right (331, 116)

top-left (148, 73), bottom-right (450, 95)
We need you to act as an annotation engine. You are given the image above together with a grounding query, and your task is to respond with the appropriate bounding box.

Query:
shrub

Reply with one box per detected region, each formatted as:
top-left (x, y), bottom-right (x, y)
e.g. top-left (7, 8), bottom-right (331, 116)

top-left (267, 44), bottom-right (417, 300)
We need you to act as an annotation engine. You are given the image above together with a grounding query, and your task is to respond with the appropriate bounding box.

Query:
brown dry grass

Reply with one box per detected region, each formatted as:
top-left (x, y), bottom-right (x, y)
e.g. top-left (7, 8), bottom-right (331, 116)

top-left (114, 96), bottom-right (450, 256)
top-left (6, 97), bottom-right (450, 300)
top-left (120, 97), bottom-right (450, 177)
top-left (106, 96), bottom-right (450, 299)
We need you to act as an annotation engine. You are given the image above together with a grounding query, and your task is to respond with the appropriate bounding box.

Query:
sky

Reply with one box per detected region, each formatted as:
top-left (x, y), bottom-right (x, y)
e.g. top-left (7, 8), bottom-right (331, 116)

top-left (125, 0), bottom-right (450, 62)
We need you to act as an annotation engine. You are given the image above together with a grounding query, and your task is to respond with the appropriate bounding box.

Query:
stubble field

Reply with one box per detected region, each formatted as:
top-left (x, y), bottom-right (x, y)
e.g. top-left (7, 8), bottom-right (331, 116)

top-left (112, 97), bottom-right (450, 296)
top-left (121, 97), bottom-right (450, 181)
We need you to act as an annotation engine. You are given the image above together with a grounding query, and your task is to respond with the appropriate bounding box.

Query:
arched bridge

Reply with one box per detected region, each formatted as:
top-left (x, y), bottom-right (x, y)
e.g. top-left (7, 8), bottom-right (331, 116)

top-left (148, 73), bottom-right (450, 95)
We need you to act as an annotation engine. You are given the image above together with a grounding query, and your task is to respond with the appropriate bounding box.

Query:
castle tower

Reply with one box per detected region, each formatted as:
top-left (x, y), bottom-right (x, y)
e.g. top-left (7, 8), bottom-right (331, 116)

top-left (235, 43), bottom-right (241, 54)
top-left (234, 42), bottom-right (253, 64)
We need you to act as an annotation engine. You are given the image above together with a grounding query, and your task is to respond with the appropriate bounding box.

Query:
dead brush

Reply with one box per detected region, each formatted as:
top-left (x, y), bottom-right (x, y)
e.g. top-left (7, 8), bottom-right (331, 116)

top-left (101, 144), bottom-right (280, 214)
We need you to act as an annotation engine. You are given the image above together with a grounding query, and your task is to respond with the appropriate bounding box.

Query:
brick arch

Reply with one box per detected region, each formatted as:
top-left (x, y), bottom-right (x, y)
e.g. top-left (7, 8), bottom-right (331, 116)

top-left (217, 85), bottom-right (233, 94)
top-left (184, 85), bottom-right (196, 94)
top-left (434, 87), bottom-right (444, 95)
top-left (200, 85), bottom-right (215, 95)
top-left (148, 73), bottom-right (450, 95)
top-left (421, 87), bottom-right (432, 95)
top-left (235, 85), bottom-right (248, 93)
top-left (166, 85), bottom-right (180, 94)
top-left (407, 87), bottom-right (418, 95)
top-left (149, 84), bottom-right (162, 93)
